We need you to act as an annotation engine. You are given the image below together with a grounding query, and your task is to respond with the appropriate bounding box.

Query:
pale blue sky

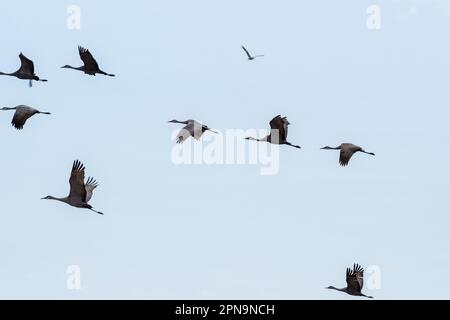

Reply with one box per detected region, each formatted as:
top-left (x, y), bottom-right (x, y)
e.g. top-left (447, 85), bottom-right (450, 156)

top-left (0, 0), bottom-right (449, 299)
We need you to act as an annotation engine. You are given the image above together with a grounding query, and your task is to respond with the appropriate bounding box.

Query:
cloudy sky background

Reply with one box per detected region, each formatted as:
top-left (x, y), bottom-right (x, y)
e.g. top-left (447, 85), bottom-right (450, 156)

top-left (0, 0), bottom-right (449, 299)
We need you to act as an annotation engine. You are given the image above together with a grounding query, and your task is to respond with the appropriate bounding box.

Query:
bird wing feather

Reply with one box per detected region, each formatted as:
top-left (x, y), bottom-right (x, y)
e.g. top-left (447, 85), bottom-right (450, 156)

top-left (18, 53), bottom-right (34, 75)
top-left (339, 144), bottom-right (361, 166)
top-left (68, 160), bottom-right (88, 202)
top-left (241, 46), bottom-right (252, 59)
top-left (11, 106), bottom-right (36, 130)
top-left (191, 122), bottom-right (204, 139)
top-left (176, 122), bottom-right (205, 143)
top-left (346, 264), bottom-right (364, 294)
top-left (84, 177), bottom-right (99, 203)
top-left (78, 46), bottom-right (99, 71)
top-left (176, 125), bottom-right (194, 144)
top-left (339, 149), bottom-right (353, 167)
top-left (269, 115), bottom-right (289, 142)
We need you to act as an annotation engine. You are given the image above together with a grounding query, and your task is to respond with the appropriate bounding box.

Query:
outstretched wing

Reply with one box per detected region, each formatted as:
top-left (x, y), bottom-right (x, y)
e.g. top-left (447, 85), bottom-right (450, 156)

top-left (84, 177), bottom-right (99, 203)
top-left (346, 263), bottom-right (364, 294)
top-left (18, 53), bottom-right (34, 75)
top-left (78, 46), bottom-right (99, 71)
top-left (241, 46), bottom-right (252, 59)
top-left (11, 106), bottom-right (36, 130)
top-left (176, 123), bottom-right (195, 143)
top-left (339, 149), bottom-right (354, 166)
top-left (68, 160), bottom-right (87, 202)
top-left (269, 115), bottom-right (289, 141)
top-left (339, 144), bottom-right (361, 166)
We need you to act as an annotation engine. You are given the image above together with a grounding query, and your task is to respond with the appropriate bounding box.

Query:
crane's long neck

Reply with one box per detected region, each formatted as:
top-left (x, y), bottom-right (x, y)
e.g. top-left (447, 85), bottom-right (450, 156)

top-left (322, 146), bottom-right (341, 150)
top-left (44, 195), bottom-right (67, 202)
top-left (37, 111), bottom-right (51, 115)
top-left (327, 286), bottom-right (346, 292)
top-left (170, 120), bottom-right (189, 125)
top-left (246, 136), bottom-right (267, 142)
top-left (0, 72), bottom-right (14, 76)
top-left (1, 107), bottom-right (16, 111)
top-left (63, 65), bottom-right (84, 71)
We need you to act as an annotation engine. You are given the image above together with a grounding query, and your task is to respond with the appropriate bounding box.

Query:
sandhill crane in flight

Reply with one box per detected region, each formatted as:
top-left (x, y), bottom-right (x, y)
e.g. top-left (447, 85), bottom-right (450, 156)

top-left (321, 143), bottom-right (375, 166)
top-left (0, 53), bottom-right (48, 87)
top-left (168, 119), bottom-right (218, 144)
top-left (326, 263), bottom-right (374, 299)
top-left (61, 46), bottom-right (115, 77)
top-left (245, 115), bottom-right (301, 149)
top-left (241, 45), bottom-right (264, 60)
top-left (1, 105), bottom-right (51, 130)
top-left (41, 160), bottom-right (103, 215)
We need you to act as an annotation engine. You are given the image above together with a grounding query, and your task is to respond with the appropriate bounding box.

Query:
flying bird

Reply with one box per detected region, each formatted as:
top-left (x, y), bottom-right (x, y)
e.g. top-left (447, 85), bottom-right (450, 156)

top-left (0, 53), bottom-right (48, 87)
top-left (245, 115), bottom-right (301, 149)
top-left (326, 263), bottom-right (374, 299)
top-left (168, 119), bottom-right (218, 144)
top-left (321, 143), bottom-right (375, 166)
top-left (241, 45), bottom-right (264, 60)
top-left (41, 160), bottom-right (103, 215)
top-left (61, 46), bottom-right (115, 77)
top-left (1, 105), bottom-right (51, 130)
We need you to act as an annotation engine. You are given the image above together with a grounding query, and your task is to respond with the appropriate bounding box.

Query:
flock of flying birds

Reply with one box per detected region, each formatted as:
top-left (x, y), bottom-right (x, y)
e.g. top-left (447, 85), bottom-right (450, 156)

top-left (0, 44), bottom-right (374, 299)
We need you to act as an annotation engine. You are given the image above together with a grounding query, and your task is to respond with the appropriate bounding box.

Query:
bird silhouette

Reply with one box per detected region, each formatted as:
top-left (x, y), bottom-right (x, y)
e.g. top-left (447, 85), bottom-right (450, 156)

top-left (41, 160), bottom-right (103, 215)
top-left (245, 115), bottom-right (301, 149)
top-left (0, 53), bottom-right (48, 87)
top-left (241, 45), bottom-right (264, 60)
top-left (326, 263), bottom-right (374, 299)
top-left (1, 105), bottom-right (51, 130)
top-left (321, 143), bottom-right (375, 166)
top-left (61, 46), bottom-right (115, 77)
top-left (168, 119), bottom-right (218, 143)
